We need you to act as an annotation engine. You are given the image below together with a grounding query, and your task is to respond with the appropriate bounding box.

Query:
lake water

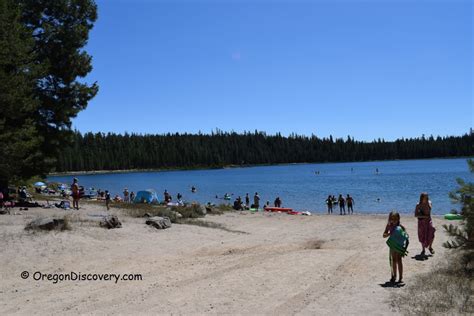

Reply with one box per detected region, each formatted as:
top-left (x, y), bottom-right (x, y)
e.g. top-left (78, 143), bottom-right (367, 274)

top-left (48, 158), bottom-right (473, 215)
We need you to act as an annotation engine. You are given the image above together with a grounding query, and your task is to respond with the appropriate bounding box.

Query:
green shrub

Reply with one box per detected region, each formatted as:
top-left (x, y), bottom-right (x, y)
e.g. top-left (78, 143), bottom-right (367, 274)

top-left (391, 255), bottom-right (473, 315)
top-left (217, 203), bottom-right (234, 212)
top-left (116, 202), bottom-right (205, 223)
top-left (171, 204), bottom-right (205, 219)
top-left (444, 159), bottom-right (474, 268)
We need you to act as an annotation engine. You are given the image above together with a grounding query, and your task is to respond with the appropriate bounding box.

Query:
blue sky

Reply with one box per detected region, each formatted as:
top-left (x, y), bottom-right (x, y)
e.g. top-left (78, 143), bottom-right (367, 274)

top-left (75, 0), bottom-right (473, 141)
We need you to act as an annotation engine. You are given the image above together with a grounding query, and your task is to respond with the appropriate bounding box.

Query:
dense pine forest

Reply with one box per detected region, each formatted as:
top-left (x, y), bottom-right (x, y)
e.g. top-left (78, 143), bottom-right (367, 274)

top-left (54, 131), bottom-right (474, 172)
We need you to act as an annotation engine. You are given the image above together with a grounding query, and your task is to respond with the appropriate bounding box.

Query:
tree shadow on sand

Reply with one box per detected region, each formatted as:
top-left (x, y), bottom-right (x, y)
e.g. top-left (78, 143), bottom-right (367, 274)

top-left (379, 281), bottom-right (406, 288)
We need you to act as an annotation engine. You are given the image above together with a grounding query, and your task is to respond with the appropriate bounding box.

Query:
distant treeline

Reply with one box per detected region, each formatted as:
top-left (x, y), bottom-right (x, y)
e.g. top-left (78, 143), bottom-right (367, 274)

top-left (55, 131), bottom-right (474, 172)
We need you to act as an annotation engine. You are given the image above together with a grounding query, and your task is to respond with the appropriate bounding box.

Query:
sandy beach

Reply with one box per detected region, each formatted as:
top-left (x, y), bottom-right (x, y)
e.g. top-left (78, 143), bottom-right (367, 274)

top-left (0, 201), bottom-right (450, 315)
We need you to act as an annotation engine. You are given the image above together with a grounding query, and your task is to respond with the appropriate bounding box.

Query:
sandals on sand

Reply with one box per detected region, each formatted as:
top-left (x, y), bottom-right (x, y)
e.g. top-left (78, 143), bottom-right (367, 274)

top-left (429, 247), bottom-right (435, 254)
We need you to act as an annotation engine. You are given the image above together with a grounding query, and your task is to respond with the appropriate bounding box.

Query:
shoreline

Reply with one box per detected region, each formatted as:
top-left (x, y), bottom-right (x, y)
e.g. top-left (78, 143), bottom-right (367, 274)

top-left (28, 196), bottom-right (455, 217)
top-left (48, 156), bottom-right (473, 176)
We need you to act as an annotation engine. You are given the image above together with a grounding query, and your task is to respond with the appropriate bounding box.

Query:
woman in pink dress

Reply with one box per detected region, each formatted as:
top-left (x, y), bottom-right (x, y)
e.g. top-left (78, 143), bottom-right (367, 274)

top-left (415, 193), bottom-right (436, 256)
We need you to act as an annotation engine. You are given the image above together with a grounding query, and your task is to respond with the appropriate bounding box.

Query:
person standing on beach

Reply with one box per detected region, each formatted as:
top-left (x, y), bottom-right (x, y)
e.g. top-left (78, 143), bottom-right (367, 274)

top-left (346, 194), bottom-right (354, 214)
top-left (123, 188), bottom-right (129, 203)
top-left (338, 194), bottom-right (345, 215)
top-left (254, 192), bottom-right (260, 209)
top-left (71, 178), bottom-right (80, 210)
top-left (105, 190), bottom-right (111, 210)
top-left (415, 193), bottom-right (436, 256)
top-left (130, 191), bottom-right (135, 203)
top-left (245, 193), bottom-right (250, 208)
top-left (326, 195), bottom-right (333, 214)
top-left (383, 211), bottom-right (408, 284)
top-left (164, 190), bottom-right (171, 203)
top-left (274, 197), bottom-right (282, 207)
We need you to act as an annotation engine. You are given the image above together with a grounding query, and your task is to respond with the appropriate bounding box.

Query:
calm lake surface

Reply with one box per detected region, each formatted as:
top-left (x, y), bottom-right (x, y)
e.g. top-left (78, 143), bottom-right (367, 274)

top-left (48, 158), bottom-right (473, 214)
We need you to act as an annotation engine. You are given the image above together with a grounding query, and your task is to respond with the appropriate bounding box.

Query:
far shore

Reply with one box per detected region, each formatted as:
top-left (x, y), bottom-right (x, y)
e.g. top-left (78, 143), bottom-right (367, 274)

top-left (48, 156), bottom-right (473, 177)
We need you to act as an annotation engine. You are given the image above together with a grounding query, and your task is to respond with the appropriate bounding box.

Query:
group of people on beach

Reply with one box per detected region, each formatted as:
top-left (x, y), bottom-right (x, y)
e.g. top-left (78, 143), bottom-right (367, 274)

top-left (231, 193), bottom-right (285, 211)
top-left (69, 178), bottom-right (197, 210)
top-left (122, 188), bottom-right (136, 203)
top-left (164, 190), bottom-right (185, 205)
top-left (232, 193), bottom-right (261, 210)
top-left (69, 178), bottom-right (136, 211)
top-left (325, 194), bottom-right (355, 215)
top-left (382, 192), bottom-right (436, 284)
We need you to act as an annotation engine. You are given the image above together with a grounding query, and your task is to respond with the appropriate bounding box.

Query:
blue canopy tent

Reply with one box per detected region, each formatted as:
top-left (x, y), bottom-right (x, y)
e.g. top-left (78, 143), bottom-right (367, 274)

top-left (133, 190), bottom-right (159, 204)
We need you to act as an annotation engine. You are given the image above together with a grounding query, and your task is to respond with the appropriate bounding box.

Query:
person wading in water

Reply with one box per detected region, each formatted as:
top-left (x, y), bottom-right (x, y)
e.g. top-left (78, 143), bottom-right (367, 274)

top-left (326, 195), bottom-right (333, 214)
top-left (254, 192), bottom-right (260, 209)
top-left (346, 194), bottom-right (354, 214)
top-left (338, 194), bottom-right (346, 215)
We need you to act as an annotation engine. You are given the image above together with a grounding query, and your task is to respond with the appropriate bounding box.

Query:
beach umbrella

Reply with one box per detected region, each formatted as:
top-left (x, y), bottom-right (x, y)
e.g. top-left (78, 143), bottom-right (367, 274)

top-left (34, 181), bottom-right (46, 187)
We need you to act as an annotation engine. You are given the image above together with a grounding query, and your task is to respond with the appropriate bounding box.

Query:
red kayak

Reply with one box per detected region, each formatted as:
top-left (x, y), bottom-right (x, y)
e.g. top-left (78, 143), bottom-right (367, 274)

top-left (287, 210), bottom-right (302, 215)
top-left (264, 207), bottom-right (293, 213)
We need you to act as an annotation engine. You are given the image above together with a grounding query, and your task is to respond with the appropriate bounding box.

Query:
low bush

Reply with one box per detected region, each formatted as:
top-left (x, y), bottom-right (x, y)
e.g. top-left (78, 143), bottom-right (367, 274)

top-left (116, 202), bottom-right (205, 223)
top-left (391, 254), bottom-right (473, 315)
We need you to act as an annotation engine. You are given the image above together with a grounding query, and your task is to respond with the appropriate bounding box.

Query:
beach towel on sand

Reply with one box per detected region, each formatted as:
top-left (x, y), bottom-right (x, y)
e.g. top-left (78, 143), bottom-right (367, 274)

top-left (55, 200), bottom-right (70, 209)
top-left (386, 226), bottom-right (409, 257)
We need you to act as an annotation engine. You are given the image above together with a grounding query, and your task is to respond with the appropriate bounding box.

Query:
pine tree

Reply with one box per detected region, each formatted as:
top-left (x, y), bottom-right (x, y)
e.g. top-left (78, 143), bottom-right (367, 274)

top-left (443, 159), bottom-right (474, 269)
top-left (0, 0), bottom-right (43, 188)
top-left (0, 0), bottom-right (98, 187)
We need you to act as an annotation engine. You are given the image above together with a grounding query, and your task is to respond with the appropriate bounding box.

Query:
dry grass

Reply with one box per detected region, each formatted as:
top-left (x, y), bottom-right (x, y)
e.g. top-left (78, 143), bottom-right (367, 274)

top-left (216, 203), bottom-right (234, 212)
top-left (205, 206), bottom-right (224, 215)
top-left (178, 218), bottom-right (248, 234)
top-left (391, 253), bottom-right (474, 315)
top-left (124, 207), bottom-right (178, 222)
top-left (111, 202), bottom-right (206, 223)
top-left (114, 202), bottom-right (172, 217)
top-left (173, 204), bottom-right (206, 218)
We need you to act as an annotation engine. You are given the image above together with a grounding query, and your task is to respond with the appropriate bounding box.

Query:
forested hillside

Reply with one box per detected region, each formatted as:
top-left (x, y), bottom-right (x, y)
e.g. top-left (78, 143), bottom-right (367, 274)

top-left (55, 131), bottom-right (474, 172)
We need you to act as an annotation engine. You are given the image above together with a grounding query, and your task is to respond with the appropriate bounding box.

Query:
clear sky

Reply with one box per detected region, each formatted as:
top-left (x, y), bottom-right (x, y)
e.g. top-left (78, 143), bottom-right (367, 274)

top-left (74, 0), bottom-right (473, 141)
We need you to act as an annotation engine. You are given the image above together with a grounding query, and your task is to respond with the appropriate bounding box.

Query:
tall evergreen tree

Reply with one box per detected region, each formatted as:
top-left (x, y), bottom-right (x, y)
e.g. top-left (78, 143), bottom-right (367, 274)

top-left (0, 0), bottom-right (98, 187)
top-left (0, 0), bottom-right (42, 188)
